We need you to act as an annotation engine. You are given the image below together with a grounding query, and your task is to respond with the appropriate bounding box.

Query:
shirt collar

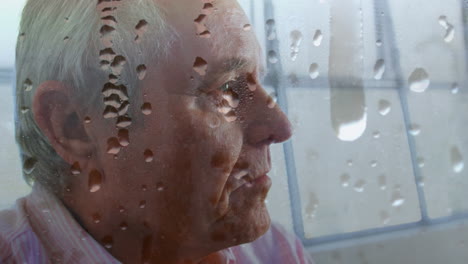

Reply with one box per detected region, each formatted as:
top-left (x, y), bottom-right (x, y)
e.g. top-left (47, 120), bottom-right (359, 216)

top-left (25, 183), bottom-right (120, 263)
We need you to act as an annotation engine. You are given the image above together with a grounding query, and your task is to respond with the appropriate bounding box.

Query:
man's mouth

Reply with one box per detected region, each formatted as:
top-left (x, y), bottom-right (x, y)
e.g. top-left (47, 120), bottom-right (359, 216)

top-left (229, 169), bottom-right (270, 192)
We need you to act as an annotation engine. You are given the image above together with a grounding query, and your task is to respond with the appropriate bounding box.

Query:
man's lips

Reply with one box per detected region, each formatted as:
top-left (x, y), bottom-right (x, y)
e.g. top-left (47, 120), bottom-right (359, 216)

top-left (229, 173), bottom-right (271, 194)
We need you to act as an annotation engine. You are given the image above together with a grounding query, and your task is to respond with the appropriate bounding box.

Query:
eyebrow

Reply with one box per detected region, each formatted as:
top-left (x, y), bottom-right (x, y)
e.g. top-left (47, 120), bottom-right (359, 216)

top-left (222, 57), bottom-right (253, 76)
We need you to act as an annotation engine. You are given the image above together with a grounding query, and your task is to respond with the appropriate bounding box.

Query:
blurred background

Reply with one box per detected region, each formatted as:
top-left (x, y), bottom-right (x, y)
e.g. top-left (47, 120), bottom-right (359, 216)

top-left (2, 0), bottom-right (468, 263)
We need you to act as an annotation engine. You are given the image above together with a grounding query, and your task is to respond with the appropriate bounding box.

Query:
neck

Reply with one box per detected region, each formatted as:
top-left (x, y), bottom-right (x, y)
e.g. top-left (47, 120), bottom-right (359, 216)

top-left (60, 189), bottom-right (228, 264)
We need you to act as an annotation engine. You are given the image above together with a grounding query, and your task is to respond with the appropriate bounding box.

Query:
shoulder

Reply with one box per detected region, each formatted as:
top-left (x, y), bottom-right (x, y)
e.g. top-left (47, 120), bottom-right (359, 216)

top-left (0, 204), bottom-right (24, 262)
top-left (0, 199), bottom-right (48, 263)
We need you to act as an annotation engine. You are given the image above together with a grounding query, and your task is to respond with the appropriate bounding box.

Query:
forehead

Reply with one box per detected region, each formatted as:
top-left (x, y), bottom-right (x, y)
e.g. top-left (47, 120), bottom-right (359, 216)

top-left (162, 0), bottom-right (262, 73)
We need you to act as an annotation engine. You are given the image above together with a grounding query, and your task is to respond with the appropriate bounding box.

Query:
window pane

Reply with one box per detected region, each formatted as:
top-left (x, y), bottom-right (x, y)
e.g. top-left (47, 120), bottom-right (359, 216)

top-left (390, 0), bottom-right (468, 219)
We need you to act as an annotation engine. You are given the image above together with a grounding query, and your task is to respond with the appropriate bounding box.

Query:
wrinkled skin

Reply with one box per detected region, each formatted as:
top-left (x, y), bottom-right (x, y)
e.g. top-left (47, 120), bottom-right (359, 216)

top-left (32, 0), bottom-right (292, 263)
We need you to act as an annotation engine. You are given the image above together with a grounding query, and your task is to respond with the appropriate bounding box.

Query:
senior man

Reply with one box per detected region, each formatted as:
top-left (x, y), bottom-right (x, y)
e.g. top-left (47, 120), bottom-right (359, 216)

top-left (0, 0), bottom-right (313, 263)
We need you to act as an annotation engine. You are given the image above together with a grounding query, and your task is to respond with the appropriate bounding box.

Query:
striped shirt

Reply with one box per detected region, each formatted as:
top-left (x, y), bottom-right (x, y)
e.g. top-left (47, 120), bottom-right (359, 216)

top-left (0, 184), bottom-right (314, 263)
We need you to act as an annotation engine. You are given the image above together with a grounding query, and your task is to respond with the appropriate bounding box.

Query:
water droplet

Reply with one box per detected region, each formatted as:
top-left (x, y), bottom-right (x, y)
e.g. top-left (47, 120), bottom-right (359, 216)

top-left (222, 89), bottom-right (240, 108)
top-left (217, 99), bottom-right (232, 115)
top-left (101, 236), bottom-right (113, 249)
top-left (99, 48), bottom-right (116, 62)
top-left (267, 50), bottom-right (278, 64)
top-left (373, 131), bottom-right (381, 139)
top-left (330, 0), bottom-right (367, 142)
top-left (378, 99), bottom-right (391, 116)
top-left (100, 25), bottom-right (116, 47)
top-left (451, 83), bottom-right (459, 94)
top-left (117, 102), bottom-right (130, 116)
top-left (370, 160), bottom-right (378, 168)
top-left (391, 191), bottom-right (405, 207)
top-left (378, 174), bottom-right (387, 190)
top-left (193, 57), bottom-right (208, 76)
top-left (309, 63), bottom-right (319, 79)
top-left (409, 68), bottom-right (430, 93)
top-left (101, 15), bottom-right (117, 26)
top-left (333, 108), bottom-right (367, 141)
top-left (305, 192), bottom-right (319, 219)
top-left (144, 149), bottom-right (154, 162)
top-left (20, 107), bottom-right (29, 114)
top-left (18, 32), bottom-right (26, 42)
top-left (417, 157), bottom-right (425, 168)
top-left (141, 102), bottom-right (152, 115)
top-left (118, 206), bottom-right (125, 213)
top-left (194, 14), bottom-right (206, 24)
top-left (111, 56), bottom-right (127, 75)
top-left (224, 110), bottom-right (237, 122)
top-left (340, 173), bottom-right (351, 187)
top-left (408, 124), bottom-right (421, 136)
top-left (439, 16), bottom-right (455, 43)
top-left (451, 146), bottom-right (464, 173)
top-left (92, 213), bottom-right (101, 224)
top-left (23, 79), bottom-right (33, 91)
top-left (104, 94), bottom-right (122, 109)
top-left (243, 24), bottom-right (251, 31)
top-left (135, 20), bottom-right (149, 43)
top-left (139, 200), bottom-right (146, 209)
top-left (194, 14), bottom-right (210, 37)
top-left (70, 162), bottom-right (81, 175)
top-left (290, 30), bottom-right (303, 61)
top-left (266, 19), bottom-right (276, 40)
top-left (119, 222), bottom-right (128, 231)
top-left (84, 116), bottom-right (92, 124)
top-left (156, 182), bottom-right (166, 191)
top-left (107, 137), bottom-right (121, 154)
top-left (23, 157), bottom-right (37, 174)
top-left (118, 129), bottom-right (130, 147)
top-left (380, 211), bottom-right (390, 225)
top-left (313, 30), bottom-right (323, 46)
top-left (109, 74), bottom-right (118, 84)
top-left (89, 170), bottom-right (103, 193)
top-left (100, 60), bottom-right (110, 71)
top-left (202, 3), bottom-right (214, 14)
top-left (354, 179), bottom-right (366, 192)
top-left (374, 59), bottom-right (385, 80)
top-left (102, 83), bottom-right (129, 100)
top-left (246, 73), bottom-right (257, 91)
top-left (417, 177), bottom-right (425, 187)
top-left (267, 92), bottom-right (277, 109)
top-left (376, 39), bottom-right (383, 46)
top-left (116, 116), bottom-right (132, 128)
top-left (136, 64), bottom-right (147, 80)
top-left (199, 30), bottom-right (211, 38)
top-left (63, 36), bottom-right (70, 43)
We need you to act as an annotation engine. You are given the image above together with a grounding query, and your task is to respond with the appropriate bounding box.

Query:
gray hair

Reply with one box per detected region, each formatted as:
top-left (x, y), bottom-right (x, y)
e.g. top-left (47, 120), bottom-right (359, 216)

top-left (15, 0), bottom-right (175, 193)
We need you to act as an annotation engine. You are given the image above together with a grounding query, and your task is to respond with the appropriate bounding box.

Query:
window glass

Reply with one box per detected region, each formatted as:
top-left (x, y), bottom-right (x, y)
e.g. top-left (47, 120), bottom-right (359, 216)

top-left (1, 0), bottom-right (468, 263)
top-left (0, 0), bottom-right (29, 209)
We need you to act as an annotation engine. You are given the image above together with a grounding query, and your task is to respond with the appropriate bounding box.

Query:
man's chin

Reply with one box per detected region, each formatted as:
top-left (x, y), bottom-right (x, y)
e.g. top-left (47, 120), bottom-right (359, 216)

top-left (235, 202), bottom-right (271, 244)
top-left (210, 198), bottom-right (271, 247)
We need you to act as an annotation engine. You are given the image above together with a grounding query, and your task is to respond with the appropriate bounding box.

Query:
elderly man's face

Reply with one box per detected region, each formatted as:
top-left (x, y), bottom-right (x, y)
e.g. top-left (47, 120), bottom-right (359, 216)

top-left (40, 0), bottom-right (291, 260)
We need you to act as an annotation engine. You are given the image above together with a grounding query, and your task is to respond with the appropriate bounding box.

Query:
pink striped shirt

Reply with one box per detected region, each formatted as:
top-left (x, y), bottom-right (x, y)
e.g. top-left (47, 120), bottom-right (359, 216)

top-left (0, 184), bottom-right (314, 263)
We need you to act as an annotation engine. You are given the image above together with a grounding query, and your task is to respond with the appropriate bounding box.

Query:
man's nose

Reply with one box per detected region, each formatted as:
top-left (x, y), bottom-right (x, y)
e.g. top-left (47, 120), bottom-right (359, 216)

top-left (244, 87), bottom-right (293, 146)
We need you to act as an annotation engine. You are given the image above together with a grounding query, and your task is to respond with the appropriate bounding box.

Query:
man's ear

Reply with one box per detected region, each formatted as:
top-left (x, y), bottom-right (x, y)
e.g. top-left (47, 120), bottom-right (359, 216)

top-left (32, 80), bottom-right (94, 165)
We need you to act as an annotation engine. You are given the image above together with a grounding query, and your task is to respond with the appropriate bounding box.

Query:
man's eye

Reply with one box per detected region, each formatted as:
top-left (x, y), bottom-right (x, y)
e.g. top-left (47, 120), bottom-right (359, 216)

top-left (219, 82), bottom-right (231, 92)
